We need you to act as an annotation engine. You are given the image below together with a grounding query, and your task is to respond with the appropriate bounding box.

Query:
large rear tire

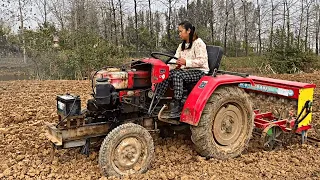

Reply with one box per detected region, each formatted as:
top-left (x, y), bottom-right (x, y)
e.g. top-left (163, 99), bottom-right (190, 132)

top-left (190, 85), bottom-right (254, 159)
top-left (98, 123), bottom-right (154, 177)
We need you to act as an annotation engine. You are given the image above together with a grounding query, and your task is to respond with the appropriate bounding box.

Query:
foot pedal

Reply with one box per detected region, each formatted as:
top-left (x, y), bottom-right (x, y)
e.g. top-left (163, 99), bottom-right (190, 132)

top-left (157, 105), bottom-right (181, 125)
top-left (158, 116), bottom-right (181, 125)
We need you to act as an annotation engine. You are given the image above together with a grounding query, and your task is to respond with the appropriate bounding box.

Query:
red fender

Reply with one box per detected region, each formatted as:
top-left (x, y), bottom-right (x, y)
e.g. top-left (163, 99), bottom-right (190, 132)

top-left (180, 74), bottom-right (255, 126)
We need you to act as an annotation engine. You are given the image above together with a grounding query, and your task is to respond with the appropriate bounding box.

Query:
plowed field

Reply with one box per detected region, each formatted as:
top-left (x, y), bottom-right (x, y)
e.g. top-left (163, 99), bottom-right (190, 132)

top-left (1, 72), bottom-right (320, 180)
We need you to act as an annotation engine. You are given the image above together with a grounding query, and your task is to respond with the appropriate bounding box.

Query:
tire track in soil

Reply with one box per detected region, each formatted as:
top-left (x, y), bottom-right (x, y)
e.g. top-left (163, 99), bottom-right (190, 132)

top-left (0, 72), bottom-right (320, 180)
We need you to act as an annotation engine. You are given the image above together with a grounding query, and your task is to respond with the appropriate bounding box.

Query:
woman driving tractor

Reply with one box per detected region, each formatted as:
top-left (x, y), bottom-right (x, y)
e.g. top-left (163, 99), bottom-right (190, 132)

top-left (156, 21), bottom-right (209, 118)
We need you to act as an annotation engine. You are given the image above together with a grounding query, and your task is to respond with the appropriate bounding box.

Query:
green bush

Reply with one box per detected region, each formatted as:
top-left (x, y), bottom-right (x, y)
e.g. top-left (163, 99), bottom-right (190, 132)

top-left (21, 25), bottom-right (130, 80)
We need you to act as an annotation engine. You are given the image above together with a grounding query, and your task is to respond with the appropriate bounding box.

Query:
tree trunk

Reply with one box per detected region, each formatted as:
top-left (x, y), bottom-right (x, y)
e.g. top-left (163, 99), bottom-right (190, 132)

top-left (270, 0), bottom-right (274, 53)
top-left (101, 7), bottom-right (108, 40)
top-left (285, 0), bottom-right (290, 48)
top-left (256, 0), bottom-right (262, 55)
top-left (210, 0), bottom-right (215, 45)
top-left (316, 2), bottom-right (320, 55)
top-left (108, 5), bottom-right (113, 42)
top-left (187, 0), bottom-right (189, 10)
top-left (18, 0), bottom-right (26, 64)
top-left (282, 0), bottom-right (286, 56)
top-left (242, 0), bottom-right (248, 56)
top-left (118, 0), bottom-right (124, 42)
top-left (148, 0), bottom-right (153, 37)
top-left (154, 11), bottom-right (161, 48)
top-left (297, 0), bottom-right (304, 49)
top-left (44, 0), bottom-right (48, 26)
top-left (77, 0), bottom-right (85, 30)
top-left (224, 0), bottom-right (229, 55)
top-left (110, 0), bottom-right (118, 46)
top-left (305, 1), bottom-right (310, 52)
top-left (134, 0), bottom-right (138, 51)
top-left (167, 0), bottom-right (172, 41)
top-left (231, 0), bottom-right (237, 56)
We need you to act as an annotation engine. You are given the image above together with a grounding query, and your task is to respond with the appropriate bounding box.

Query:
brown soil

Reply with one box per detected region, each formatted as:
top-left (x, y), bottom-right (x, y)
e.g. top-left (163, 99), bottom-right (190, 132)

top-left (1, 72), bottom-right (320, 180)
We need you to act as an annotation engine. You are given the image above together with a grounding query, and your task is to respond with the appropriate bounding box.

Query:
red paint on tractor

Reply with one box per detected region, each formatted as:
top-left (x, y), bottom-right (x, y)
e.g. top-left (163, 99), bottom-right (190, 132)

top-left (180, 74), bottom-right (254, 126)
top-left (127, 71), bottom-right (134, 89)
top-left (180, 74), bottom-right (317, 126)
top-left (119, 91), bottom-right (127, 102)
top-left (127, 71), bottom-right (150, 89)
top-left (250, 75), bottom-right (316, 89)
top-left (96, 70), bottom-right (128, 89)
top-left (119, 90), bottom-right (141, 102)
top-left (253, 109), bottom-right (312, 133)
top-left (246, 76), bottom-right (317, 99)
top-left (141, 58), bottom-right (169, 84)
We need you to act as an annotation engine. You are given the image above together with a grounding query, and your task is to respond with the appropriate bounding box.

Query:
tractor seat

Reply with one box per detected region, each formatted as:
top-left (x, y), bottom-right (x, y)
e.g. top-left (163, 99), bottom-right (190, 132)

top-left (206, 45), bottom-right (224, 75)
top-left (184, 45), bottom-right (224, 91)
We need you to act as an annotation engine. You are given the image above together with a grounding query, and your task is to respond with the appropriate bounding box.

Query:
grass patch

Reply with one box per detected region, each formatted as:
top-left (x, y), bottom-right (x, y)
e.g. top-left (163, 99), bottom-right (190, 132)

top-left (220, 56), bottom-right (266, 75)
top-left (220, 55), bottom-right (320, 75)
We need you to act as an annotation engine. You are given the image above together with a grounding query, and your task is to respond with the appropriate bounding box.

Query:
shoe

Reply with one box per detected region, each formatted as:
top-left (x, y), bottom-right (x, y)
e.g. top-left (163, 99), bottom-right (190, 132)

top-left (169, 99), bottom-right (182, 118)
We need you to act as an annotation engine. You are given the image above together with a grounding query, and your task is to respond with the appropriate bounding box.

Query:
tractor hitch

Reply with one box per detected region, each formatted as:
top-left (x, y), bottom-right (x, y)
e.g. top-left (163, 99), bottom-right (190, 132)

top-left (45, 121), bottom-right (110, 148)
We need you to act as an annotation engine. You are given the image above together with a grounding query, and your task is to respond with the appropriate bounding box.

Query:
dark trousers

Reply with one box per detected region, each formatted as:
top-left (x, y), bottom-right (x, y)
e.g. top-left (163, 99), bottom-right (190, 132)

top-left (156, 69), bottom-right (205, 100)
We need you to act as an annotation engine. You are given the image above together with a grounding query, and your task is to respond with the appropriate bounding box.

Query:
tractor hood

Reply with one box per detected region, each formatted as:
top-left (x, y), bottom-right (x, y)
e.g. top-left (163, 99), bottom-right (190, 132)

top-left (93, 58), bottom-right (170, 90)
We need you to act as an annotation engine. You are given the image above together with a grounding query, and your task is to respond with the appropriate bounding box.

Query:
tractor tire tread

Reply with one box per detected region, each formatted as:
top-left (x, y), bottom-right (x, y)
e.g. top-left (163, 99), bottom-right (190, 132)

top-left (98, 123), bottom-right (154, 177)
top-left (190, 85), bottom-right (254, 159)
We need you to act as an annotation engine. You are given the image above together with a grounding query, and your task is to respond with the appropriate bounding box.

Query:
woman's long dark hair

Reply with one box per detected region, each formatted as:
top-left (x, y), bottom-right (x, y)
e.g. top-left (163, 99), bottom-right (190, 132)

top-left (179, 21), bottom-right (198, 51)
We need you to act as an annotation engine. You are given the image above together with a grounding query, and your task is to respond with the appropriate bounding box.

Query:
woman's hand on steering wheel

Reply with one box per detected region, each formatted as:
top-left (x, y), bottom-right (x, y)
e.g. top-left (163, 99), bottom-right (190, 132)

top-left (176, 58), bottom-right (186, 66)
top-left (150, 52), bottom-right (178, 64)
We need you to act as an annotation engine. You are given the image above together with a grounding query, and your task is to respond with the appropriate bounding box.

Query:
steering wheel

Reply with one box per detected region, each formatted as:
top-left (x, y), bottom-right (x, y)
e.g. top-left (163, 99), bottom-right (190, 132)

top-left (151, 52), bottom-right (178, 64)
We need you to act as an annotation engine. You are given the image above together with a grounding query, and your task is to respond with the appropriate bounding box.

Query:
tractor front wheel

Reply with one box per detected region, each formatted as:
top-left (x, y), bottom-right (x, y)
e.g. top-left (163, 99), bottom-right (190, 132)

top-left (190, 85), bottom-right (254, 159)
top-left (98, 123), bottom-right (154, 177)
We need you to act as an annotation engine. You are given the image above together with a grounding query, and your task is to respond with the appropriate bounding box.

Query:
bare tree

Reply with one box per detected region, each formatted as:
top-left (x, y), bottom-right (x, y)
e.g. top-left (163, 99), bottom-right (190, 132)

top-left (160, 0), bottom-right (180, 42)
top-left (241, 0), bottom-right (249, 56)
top-left (134, 0), bottom-right (138, 50)
top-left (154, 11), bottom-right (161, 48)
top-left (269, 0), bottom-right (281, 53)
top-left (209, 0), bottom-right (216, 45)
top-left (278, 0), bottom-right (296, 49)
top-left (100, 5), bottom-right (109, 40)
top-left (70, 0), bottom-right (86, 31)
top-left (118, 0), bottom-right (124, 42)
top-left (17, 0), bottom-right (32, 64)
top-left (297, 0), bottom-right (304, 49)
top-left (3, 0), bottom-right (320, 60)
top-left (231, 0), bottom-right (238, 56)
top-left (187, 0), bottom-right (189, 11)
top-left (110, 0), bottom-right (118, 46)
top-left (256, 0), bottom-right (262, 55)
top-left (224, 0), bottom-right (230, 55)
top-left (166, 0), bottom-right (173, 41)
top-left (49, 0), bottom-right (68, 29)
top-left (148, 0), bottom-right (153, 37)
top-left (316, 0), bottom-right (320, 54)
top-left (305, 0), bottom-right (312, 51)
top-left (34, 0), bottom-right (49, 27)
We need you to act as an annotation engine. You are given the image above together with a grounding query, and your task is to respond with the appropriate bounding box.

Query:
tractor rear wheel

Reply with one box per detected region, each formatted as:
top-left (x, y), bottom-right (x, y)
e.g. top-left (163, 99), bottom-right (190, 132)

top-left (190, 85), bottom-right (254, 159)
top-left (98, 123), bottom-right (154, 177)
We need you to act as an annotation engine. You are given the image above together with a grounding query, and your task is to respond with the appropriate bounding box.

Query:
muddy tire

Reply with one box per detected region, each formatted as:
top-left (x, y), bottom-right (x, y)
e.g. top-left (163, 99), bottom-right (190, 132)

top-left (98, 123), bottom-right (154, 177)
top-left (190, 85), bottom-right (254, 159)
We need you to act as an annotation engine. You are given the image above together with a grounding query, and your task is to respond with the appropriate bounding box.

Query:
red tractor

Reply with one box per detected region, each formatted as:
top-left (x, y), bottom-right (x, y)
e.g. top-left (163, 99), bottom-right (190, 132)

top-left (46, 46), bottom-right (316, 177)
